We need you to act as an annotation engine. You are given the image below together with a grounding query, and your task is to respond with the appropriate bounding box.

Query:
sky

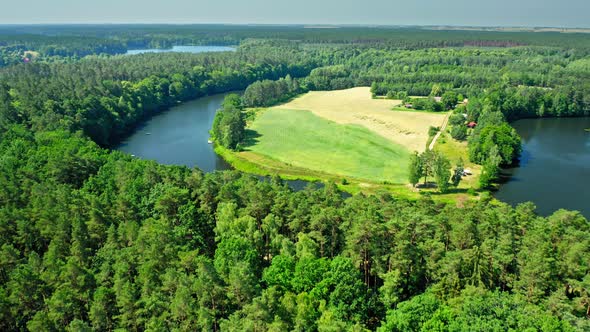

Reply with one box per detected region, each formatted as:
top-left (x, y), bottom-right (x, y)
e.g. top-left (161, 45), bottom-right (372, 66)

top-left (1, 0), bottom-right (589, 28)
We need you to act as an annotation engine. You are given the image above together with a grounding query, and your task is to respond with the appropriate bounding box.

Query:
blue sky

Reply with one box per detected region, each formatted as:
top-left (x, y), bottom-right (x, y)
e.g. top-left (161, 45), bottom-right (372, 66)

top-left (1, 0), bottom-right (589, 28)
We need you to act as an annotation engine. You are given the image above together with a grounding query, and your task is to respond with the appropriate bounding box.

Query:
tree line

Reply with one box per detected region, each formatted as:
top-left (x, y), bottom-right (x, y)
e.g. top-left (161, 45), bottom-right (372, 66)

top-left (0, 41), bottom-right (322, 146)
top-left (0, 125), bottom-right (588, 331)
top-left (4, 25), bottom-right (590, 52)
top-left (241, 74), bottom-right (304, 107)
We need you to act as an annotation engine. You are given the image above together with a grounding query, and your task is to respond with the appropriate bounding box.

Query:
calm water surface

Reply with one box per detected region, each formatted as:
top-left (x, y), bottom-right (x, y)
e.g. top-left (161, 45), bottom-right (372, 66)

top-left (117, 105), bottom-right (589, 209)
top-left (495, 117), bottom-right (590, 218)
top-left (116, 94), bottom-right (232, 172)
top-left (126, 45), bottom-right (235, 55)
top-left (115, 93), bottom-right (325, 192)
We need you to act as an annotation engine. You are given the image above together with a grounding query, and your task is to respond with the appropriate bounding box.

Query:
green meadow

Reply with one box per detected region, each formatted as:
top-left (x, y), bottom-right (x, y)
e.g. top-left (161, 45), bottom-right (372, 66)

top-left (242, 109), bottom-right (411, 183)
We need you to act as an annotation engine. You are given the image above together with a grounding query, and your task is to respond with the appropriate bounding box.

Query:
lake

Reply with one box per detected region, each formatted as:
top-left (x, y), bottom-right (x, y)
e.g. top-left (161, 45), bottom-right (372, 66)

top-left (116, 94), bottom-right (232, 172)
top-left (495, 117), bottom-right (590, 218)
top-left (125, 45), bottom-right (236, 55)
top-left (115, 93), bottom-right (321, 192)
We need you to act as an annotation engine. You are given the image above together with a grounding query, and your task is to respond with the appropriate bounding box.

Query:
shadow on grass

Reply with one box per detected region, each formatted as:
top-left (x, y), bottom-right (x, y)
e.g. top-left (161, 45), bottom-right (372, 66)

top-left (241, 129), bottom-right (262, 150)
top-left (416, 184), bottom-right (484, 196)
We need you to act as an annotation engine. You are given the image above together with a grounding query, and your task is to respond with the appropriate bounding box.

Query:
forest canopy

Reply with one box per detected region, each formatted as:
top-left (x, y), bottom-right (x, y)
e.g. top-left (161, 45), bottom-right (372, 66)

top-left (0, 26), bottom-right (589, 331)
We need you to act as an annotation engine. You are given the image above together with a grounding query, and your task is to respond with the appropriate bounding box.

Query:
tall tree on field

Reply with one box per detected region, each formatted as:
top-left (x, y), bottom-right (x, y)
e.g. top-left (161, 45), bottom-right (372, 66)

top-left (408, 152), bottom-right (423, 187)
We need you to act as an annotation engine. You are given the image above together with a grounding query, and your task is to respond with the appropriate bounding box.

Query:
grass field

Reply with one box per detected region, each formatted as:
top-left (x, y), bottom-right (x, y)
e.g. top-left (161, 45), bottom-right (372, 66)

top-left (434, 130), bottom-right (482, 190)
top-left (217, 87), bottom-right (480, 201)
top-left (273, 87), bottom-right (447, 152)
top-left (241, 109), bottom-right (411, 183)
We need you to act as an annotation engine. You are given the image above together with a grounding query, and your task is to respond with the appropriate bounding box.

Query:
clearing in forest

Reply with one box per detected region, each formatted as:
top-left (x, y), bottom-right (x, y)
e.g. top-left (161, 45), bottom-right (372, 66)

top-left (273, 87), bottom-right (447, 152)
top-left (243, 109), bottom-right (411, 183)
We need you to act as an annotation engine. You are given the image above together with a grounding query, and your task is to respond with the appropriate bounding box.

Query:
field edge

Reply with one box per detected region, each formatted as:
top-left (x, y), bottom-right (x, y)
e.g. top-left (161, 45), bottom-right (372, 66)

top-left (215, 145), bottom-right (485, 203)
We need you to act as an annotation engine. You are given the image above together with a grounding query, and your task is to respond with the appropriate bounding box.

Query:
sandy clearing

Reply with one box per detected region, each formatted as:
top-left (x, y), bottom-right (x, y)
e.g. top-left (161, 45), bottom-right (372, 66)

top-left (273, 87), bottom-right (447, 152)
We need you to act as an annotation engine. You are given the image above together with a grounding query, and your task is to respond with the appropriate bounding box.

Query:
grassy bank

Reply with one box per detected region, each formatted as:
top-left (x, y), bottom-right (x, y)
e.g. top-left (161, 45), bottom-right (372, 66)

top-left (216, 144), bottom-right (422, 198)
top-left (217, 143), bottom-right (483, 203)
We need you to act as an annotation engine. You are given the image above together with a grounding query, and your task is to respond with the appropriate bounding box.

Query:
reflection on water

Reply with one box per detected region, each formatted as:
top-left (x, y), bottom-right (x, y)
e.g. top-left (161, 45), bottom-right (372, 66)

top-left (116, 94), bottom-right (232, 172)
top-left (115, 93), bottom-right (347, 195)
top-left (495, 117), bottom-right (590, 218)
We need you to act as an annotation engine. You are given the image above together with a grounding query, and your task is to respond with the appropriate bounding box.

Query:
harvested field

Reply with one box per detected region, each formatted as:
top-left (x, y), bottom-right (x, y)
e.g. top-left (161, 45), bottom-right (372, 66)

top-left (273, 87), bottom-right (447, 152)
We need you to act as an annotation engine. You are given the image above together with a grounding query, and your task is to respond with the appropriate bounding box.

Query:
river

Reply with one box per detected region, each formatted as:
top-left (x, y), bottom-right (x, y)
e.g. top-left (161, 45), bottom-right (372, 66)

top-left (116, 94), bottom-right (233, 172)
top-left (495, 117), bottom-right (590, 218)
top-left (116, 93), bottom-right (589, 213)
top-left (115, 93), bottom-right (321, 192)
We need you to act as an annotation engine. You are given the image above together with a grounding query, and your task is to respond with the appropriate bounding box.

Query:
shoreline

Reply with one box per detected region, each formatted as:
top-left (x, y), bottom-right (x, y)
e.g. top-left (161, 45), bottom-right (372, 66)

top-left (215, 144), bottom-right (484, 203)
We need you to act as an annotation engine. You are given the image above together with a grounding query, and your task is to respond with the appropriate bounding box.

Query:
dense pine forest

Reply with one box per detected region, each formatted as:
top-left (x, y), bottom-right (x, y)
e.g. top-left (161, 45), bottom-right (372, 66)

top-left (0, 26), bottom-right (589, 331)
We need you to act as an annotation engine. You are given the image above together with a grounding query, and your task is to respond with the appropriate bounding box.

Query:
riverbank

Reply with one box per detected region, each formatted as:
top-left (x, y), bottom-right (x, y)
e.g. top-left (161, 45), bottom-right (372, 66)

top-left (116, 93), bottom-right (233, 172)
top-left (215, 143), bottom-right (484, 204)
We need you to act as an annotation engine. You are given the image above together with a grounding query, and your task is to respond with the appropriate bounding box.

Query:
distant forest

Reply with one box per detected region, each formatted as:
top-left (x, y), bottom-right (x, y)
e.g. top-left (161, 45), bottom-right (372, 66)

top-left (2, 24), bottom-right (590, 65)
top-left (0, 26), bottom-right (588, 331)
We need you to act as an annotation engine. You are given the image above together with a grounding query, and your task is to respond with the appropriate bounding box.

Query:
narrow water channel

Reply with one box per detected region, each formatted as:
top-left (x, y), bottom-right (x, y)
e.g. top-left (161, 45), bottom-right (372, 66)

top-left (125, 45), bottom-right (236, 55)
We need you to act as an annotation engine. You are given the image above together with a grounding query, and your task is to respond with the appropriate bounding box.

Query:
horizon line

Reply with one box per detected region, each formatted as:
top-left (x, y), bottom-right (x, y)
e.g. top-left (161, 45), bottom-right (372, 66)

top-left (0, 23), bottom-right (589, 30)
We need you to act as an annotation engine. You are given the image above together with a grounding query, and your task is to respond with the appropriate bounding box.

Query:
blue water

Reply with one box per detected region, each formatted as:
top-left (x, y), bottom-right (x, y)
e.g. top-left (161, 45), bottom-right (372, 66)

top-left (126, 45), bottom-right (236, 55)
top-left (115, 93), bottom-right (331, 193)
top-left (116, 93), bottom-right (231, 172)
top-left (495, 117), bottom-right (590, 218)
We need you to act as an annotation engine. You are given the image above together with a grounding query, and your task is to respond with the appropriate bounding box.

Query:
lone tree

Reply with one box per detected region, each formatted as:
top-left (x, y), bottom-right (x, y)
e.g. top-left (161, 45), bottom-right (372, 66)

top-left (430, 83), bottom-right (443, 97)
top-left (479, 145), bottom-right (502, 188)
top-left (452, 158), bottom-right (464, 187)
top-left (451, 125), bottom-right (467, 141)
top-left (441, 91), bottom-right (459, 110)
top-left (421, 150), bottom-right (435, 186)
top-left (408, 152), bottom-right (423, 187)
top-left (433, 153), bottom-right (452, 193)
top-left (408, 150), bottom-right (452, 192)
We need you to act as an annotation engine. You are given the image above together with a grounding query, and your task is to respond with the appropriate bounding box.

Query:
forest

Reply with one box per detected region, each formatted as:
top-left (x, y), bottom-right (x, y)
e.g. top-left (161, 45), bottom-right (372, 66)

top-left (0, 26), bottom-right (589, 331)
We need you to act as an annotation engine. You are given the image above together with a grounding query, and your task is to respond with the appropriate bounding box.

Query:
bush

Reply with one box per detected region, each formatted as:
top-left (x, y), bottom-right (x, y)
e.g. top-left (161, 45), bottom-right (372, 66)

top-left (449, 113), bottom-right (466, 126)
top-left (428, 126), bottom-right (440, 137)
top-left (451, 125), bottom-right (468, 141)
top-left (411, 97), bottom-right (445, 112)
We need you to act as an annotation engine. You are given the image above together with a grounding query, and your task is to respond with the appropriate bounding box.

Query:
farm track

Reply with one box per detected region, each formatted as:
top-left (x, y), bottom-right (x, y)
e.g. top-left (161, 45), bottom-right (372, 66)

top-left (429, 112), bottom-right (450, 150)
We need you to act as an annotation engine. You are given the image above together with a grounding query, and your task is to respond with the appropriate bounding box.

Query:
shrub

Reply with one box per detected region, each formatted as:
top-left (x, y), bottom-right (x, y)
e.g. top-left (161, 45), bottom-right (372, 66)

top-left (451, 125), bottom-right (468, 141)
top-left (449, 113), bottom-right (466, 126)
top-left (428, 126), bottom-right (440, 137)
